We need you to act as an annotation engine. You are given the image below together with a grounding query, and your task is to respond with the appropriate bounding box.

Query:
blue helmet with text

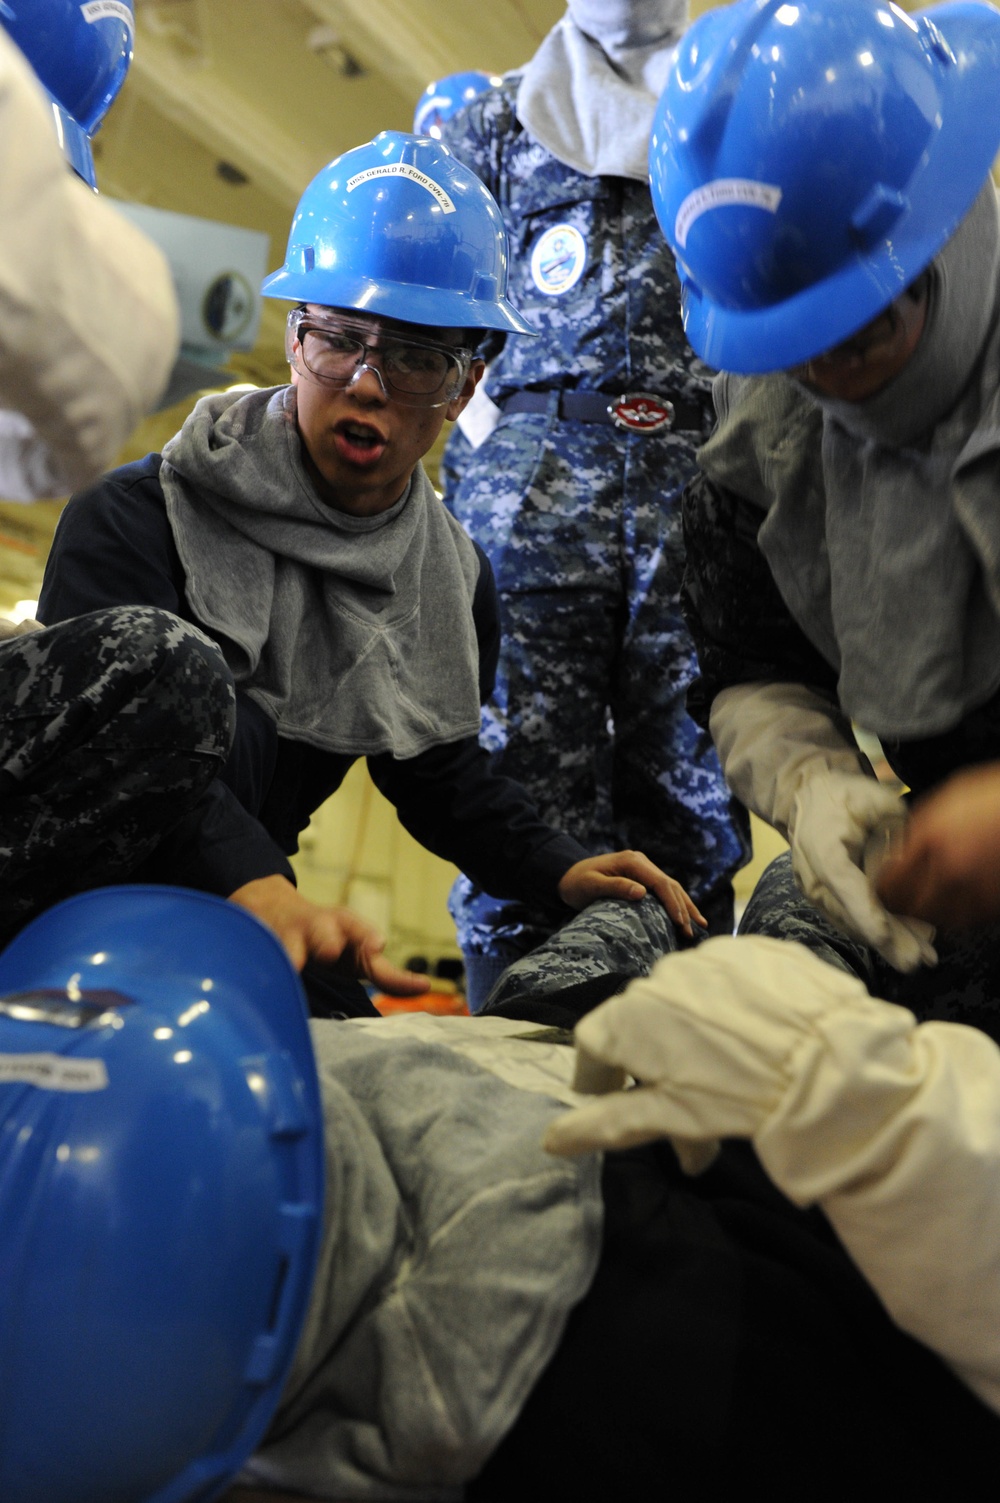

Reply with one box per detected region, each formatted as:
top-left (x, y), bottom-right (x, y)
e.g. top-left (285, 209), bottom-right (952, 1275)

top-left (0, 0), bottom-right (135, 188)
top-left (648, 0), bottom-right (1000, 372)
top-left (261, 130), bottom-right (533, 334)
top-left (0, 885), bottom-right (324, 1503)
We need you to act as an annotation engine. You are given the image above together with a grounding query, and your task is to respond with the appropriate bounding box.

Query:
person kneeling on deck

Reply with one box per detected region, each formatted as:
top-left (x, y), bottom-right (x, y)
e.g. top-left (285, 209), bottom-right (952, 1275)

top-left (4, 887), bottom-right (1000, 1503)
top-left (38, 132), bottom-right (702, 1013)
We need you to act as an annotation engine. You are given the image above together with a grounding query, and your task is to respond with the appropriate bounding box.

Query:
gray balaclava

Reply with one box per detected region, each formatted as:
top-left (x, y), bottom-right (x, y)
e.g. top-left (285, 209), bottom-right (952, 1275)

top-left (735, 181), bottom-right (1000, 742)
top-left (516, 0), bottom-right (688, 180)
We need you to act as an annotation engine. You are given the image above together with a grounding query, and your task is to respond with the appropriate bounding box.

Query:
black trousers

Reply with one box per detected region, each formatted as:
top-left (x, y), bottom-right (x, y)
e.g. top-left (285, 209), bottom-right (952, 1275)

top-left (470, 1138), bottom-right (1000, 1501)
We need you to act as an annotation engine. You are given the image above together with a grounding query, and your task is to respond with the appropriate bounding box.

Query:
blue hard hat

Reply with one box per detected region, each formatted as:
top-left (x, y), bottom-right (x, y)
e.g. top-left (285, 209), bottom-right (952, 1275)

top-left (413, 69), bottom-right (496, 138)
top-left (0, 0), bottom-right (134, 189)
top-left (0, 886), bottom-right (324, 1503)
top-left (648, 0), bottom-right (1000, 373)
top-left (261, 129), bottom-right (533, 335)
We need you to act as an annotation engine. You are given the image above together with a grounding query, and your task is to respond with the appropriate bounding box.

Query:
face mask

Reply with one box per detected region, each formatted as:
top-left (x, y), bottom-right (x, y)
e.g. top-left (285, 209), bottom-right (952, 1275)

top-left (566, 0), bottom-right (688, 57)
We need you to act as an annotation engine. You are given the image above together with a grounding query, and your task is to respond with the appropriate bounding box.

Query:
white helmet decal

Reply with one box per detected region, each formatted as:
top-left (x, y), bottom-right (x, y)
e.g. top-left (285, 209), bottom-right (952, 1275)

top-left (674, 179), bottom-right (782, 250)
top-left (80, 0), bottom-right (134, 35)
top-left (346, 163), bottom-right (456, 214)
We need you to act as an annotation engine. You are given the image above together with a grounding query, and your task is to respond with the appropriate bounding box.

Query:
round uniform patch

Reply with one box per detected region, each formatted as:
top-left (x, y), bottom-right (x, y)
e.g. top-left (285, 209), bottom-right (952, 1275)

top-left (530, 224), bottom-right (587, 295)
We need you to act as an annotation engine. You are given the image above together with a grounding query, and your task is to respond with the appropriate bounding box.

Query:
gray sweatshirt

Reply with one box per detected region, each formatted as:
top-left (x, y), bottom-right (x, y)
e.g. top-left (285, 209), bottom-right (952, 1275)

top-left (240, 1014), bottom-right (603, 1501)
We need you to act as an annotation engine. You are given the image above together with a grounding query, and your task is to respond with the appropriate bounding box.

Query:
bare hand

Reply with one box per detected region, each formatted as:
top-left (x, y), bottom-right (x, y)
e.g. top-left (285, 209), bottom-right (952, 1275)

top-left (557, 851), bottom-right (707, 938)
top-left (876, 763), bottom-right (1000, 930)
top-left (228, 875), bottom-right (430, 995)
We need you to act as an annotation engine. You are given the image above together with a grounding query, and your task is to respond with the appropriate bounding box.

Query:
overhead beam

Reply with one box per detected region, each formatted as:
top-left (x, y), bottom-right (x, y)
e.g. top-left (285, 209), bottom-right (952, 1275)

top-left (128, 26), bottom-right (314, 210)
top-left (300, 0), bottom-right (559, 109)
top-left (301, 0), bottom-right (454, 102)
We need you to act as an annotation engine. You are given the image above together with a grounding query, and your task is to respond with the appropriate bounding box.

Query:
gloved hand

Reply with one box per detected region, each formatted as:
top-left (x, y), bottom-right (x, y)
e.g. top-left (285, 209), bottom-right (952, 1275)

top-left (709, 680), bottom-right (936, 972)
top-left (789, 769), bottom-right (937, 972)
top-left (546, 935), bottom-right (1000, 1423)
top-left (543, 933), bottom-right (912, 1159)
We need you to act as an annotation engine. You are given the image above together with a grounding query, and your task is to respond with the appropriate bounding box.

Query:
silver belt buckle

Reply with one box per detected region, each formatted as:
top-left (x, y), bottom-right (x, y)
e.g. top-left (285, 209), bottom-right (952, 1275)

top-left (608, 392), bottom-right (675, 433)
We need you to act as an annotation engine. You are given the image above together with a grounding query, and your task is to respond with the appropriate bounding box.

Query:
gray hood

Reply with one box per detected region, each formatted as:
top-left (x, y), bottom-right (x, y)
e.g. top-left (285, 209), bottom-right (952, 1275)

top-left (516, 0), bottom-right (688, 180)
top-left (701, 182), bottom-right (1000, 742)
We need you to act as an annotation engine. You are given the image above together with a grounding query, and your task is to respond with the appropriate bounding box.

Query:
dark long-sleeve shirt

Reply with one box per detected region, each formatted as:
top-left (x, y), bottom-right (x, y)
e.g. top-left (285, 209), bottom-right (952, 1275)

top-left (40, 455), bottom-right (587, 906)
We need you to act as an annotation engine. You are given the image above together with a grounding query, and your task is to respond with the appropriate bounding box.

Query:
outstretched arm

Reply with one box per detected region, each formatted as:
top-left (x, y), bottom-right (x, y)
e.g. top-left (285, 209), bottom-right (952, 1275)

top-left (545, 934), bottom-right (1000, 1416)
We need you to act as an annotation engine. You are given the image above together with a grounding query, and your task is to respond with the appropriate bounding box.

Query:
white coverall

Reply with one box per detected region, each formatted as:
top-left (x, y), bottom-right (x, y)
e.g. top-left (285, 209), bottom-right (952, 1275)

top-left (0, 27), bottom-right (179, 503)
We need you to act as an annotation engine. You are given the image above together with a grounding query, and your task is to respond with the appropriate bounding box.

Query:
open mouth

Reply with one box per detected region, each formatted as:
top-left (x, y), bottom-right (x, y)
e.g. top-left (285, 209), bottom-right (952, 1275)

top-left (333, 420), bottom-right (387, 466)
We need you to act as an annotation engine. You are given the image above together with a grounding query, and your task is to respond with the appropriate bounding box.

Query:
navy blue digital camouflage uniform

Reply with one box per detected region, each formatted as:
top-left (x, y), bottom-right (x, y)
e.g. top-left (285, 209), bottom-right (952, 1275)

top-left (479, 892), bottom-right (677, 1030)
top-left (438, 78), bottom-right (750, 1000)
top-left (0, 607), bottom-right (234, 948)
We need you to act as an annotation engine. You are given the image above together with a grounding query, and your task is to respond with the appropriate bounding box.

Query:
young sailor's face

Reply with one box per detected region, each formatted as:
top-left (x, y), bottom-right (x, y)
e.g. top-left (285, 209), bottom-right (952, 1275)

top-left (289, 305), bottom-right (482, 516)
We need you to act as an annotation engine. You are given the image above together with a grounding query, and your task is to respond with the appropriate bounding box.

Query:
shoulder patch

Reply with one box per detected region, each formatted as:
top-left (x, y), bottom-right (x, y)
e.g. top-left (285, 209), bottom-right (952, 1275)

top-left (530, 224), bottom-right (587, 295)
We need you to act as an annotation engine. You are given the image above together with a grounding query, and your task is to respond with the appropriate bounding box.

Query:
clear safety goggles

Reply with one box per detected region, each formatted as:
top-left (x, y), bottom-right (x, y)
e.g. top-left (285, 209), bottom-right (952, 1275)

top-left (286, 308), bottom-right (473, 407)
top-left (788, 270), bottom-right (931, 383)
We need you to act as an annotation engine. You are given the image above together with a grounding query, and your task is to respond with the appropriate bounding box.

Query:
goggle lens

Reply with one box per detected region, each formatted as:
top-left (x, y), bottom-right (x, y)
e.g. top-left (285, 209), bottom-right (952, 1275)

top-left (287, 312), bottom-right (471, 406)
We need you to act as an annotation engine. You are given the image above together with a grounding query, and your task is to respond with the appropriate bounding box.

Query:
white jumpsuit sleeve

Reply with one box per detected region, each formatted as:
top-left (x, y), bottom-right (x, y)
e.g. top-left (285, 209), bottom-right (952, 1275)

top-left (0, 29), bottom-right (180, 501)
top-left (545, 933), bottom-right (1000, 1414)
top-left (708, 678), bottom-right (867, 839)
top-left (709, 679), bottom-right (936, 970)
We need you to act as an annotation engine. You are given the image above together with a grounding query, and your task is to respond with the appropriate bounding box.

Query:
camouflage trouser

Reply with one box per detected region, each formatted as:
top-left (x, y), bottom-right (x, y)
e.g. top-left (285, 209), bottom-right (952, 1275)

top-left (740, 851), bottom-right (1000, 1046)
top-left (0, 607), bottom-right (234, 947)
top-left (476, 894), bottom-right (679, 1029)
top-left (445, 412), bottom-right (749, 1003)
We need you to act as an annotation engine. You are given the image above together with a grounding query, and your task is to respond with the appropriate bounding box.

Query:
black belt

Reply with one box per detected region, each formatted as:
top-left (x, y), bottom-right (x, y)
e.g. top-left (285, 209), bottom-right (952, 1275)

top-left (498, 388), bottom-right (704, 434)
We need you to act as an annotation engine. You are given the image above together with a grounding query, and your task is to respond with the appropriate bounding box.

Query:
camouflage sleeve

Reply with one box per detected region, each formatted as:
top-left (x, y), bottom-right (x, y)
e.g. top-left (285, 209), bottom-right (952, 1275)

top-left (681, 469), bottom-right (839, 728)
top-left (438, 81), bottom-right (519, 203)
top-left (438, 84), bottom-right (519, 367)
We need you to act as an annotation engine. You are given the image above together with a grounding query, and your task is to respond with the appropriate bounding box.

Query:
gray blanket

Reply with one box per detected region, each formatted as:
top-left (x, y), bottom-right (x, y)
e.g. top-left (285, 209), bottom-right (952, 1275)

top-left (241, 1018), bottom-right (603, 1500)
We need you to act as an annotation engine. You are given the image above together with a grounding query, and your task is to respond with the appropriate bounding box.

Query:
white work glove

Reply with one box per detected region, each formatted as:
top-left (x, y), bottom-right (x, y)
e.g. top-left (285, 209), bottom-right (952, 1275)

top-left (710, 681), bottom-right (936, 972)
top-left (543, 934), bottom-right (890, 1158)
top-left (789, 770), bottom-right (936, 972)
top-left (545, 935), bottom-right (1000, 1420)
